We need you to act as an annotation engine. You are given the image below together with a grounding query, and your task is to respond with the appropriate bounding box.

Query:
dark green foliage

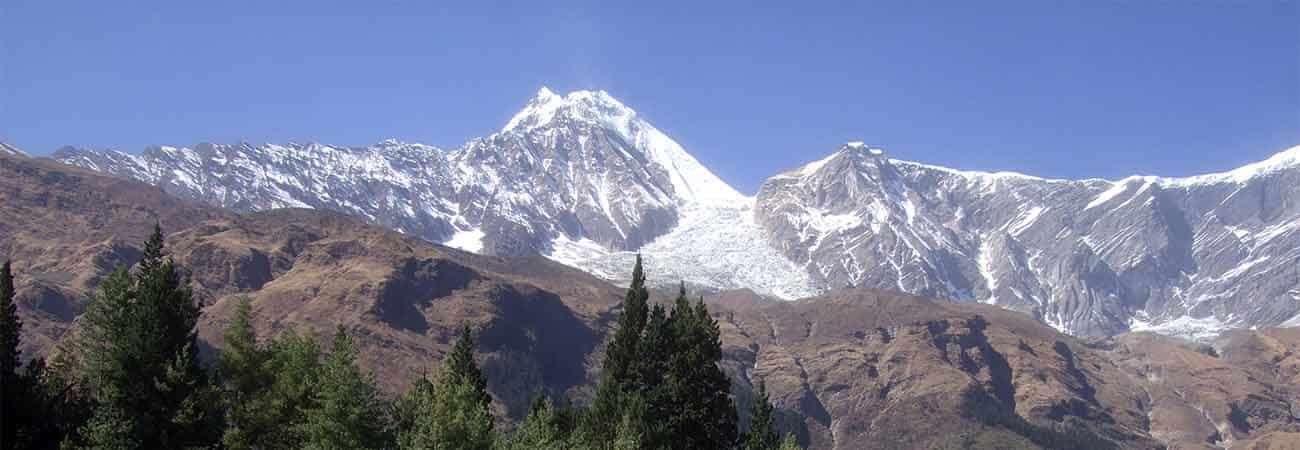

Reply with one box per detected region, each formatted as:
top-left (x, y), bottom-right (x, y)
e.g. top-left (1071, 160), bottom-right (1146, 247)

top-left (395, 324), bottom-right (497, 450)
top-left (504, 394), bottom-right (571, 449)
top-left (578, 263), bottom-right (740, 449)
top-left (636, 303), bottom-right (673, 448)
top-left (586, 254), bottom-right (652, 443)
top-left (299, 326), bottom-right (392, 449)
top-left (77, 224), bottom-right (223, 448)
top-left (662, 296), bottom-right (738, 449)
top-left (2, 261), bottom-right (20, 448)
top-left (3, 262), bottom-right (92, 449)
top-left (744, 381), bottom-right (780, 450)
top-left (446, 324), bottom-right (490, 408)
top-left (254, 329), bottom-right (325, 449)
top-left (218, 296), bottom-right (279, 449)
top-left (1, 261), bottom-right (18, 381)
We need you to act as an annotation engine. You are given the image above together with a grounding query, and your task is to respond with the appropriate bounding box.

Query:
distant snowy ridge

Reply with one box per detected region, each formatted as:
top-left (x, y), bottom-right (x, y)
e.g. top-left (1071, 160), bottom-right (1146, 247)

top-left (1, 142), bottom-right (29, 157)
top-left (758, 142), bottom-right (1300, 337)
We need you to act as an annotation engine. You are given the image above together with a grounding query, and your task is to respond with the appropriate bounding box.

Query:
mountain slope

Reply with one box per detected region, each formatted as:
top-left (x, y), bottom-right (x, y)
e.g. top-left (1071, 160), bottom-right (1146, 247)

top-left (53, 90), bottom-right (1300, 338)
top-left (757, 143), bottom-right (1300, 336)
top-left (5, 151), bottom-right (1299, 449)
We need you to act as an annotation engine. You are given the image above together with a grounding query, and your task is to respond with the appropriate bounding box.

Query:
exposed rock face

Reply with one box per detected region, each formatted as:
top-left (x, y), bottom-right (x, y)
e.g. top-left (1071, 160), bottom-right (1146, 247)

top-left (713, 289), bottom-right (1162, 449)
top-left (52, 89), bottom-right (742, 259)
top-left (756, 142), bottom-right (1300, 337)
top-left (48, 91), bottom-right (1300, 339)
top-left (1103, 329), bottom-right (1300, 449)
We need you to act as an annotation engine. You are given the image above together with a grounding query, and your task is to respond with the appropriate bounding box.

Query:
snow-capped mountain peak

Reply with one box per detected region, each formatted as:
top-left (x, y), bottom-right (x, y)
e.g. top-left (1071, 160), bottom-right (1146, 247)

top-left (502, 87), bottom-right (634, 135)
top-left (498, 88), bottom-right (745, 207)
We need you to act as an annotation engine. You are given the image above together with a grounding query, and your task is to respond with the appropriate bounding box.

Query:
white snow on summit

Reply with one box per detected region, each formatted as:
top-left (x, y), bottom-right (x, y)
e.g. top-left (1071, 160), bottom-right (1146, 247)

top-left (501, 87), bottom-right (746, 207)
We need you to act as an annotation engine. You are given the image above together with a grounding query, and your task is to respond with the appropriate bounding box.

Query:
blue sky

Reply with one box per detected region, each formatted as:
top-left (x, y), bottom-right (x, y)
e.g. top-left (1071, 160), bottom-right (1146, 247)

top-left (2, 0), bottom-right (1297, 193)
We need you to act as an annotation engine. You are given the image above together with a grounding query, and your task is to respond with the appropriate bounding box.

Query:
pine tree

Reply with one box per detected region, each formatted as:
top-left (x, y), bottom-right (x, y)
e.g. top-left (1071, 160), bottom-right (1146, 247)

top-left (586, 255), bottom-right (651, 443)
top-left (395, 324), bottom-right (497, 450)
top-left (219, 296), bottom-right (273, 449)
top-left (78, 223), bottom-right (222, 448)
top-left (1, 261), bottom-right (18, 380)
top-left (1, 261), bottom-right (21, 449)
top-left (446, 324), bottom-right (490, 408)
top-left (259, 329), bottom-right (324, 449)
top-left (637, 295), bottom-right (676, 448)
top-left (604, 254), bottom-right (650, 386)
top-left (507, 394), bottom-right (569, 449)
top-left (744, 381), bottom-right (780, 450)
top-left (663, 294), bottom-right (738, 449)
top-left (299, 326), bottom-right (391, 449)
top-left (15, 355), bottom-right (92, 449)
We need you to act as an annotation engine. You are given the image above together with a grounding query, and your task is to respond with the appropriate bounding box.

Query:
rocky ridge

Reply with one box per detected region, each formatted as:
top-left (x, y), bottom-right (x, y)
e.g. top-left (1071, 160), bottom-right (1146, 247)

top-left (49, 90), bottom-right (1300, 339)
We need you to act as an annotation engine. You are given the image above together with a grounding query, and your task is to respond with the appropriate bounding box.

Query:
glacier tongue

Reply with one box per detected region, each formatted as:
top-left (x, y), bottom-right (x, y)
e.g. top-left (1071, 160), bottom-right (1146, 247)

top-left (547, 199), bottom-right (819, 299)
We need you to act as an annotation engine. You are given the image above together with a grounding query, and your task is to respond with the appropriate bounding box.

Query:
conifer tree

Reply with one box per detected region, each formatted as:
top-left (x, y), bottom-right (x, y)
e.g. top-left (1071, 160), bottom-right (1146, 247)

top-left (1, 261), bottom-right (18, 382)
top-left (586, 254), bottom-right (651, 442)
top-left (446, 324), bottom-right (490, 408)
top-left (219, 296), bottom-right (275, 449)
top-left (505, 394), bottom-right (569, 449)
top-left (744, 381), bottom-right (780, 450)
top-left (78, 224), bottom-right (223, 448)
top-left (664, 294), bottom-right (737, 449)
top-left (259, 329), bottom-right (324, 449)
top-left (15, 355), bottom-right (91, 449)
top-left (300, 326), bottom-right (391, 449)
top-left (1, 261), bottom-right (21, 449)
top-left (636, 287), bottom-right (679, 448)
top-left (604, 254), bottom-right (649, 386)
top-left (395, 324), bottom-right (496, 450)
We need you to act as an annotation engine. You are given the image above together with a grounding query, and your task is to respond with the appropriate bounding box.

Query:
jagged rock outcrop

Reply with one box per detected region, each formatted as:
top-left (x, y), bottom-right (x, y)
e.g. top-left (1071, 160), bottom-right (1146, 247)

top-left (756, 142), bottom-right (1300, 337)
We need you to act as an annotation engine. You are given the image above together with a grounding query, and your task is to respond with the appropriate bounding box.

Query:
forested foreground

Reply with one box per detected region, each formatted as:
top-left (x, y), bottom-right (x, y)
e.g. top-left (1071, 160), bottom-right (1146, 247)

top-left (0, 225), bottom-right (800, 450)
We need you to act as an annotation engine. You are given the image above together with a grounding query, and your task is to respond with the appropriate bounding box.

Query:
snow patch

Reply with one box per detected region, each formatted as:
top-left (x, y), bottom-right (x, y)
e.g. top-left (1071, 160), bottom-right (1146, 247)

top-left (444, 228), bottom-right (486, 253)
top-left (1130, 314), bottom-right (1228, 342)
top-left (547, 200), bottom-right (819, 299)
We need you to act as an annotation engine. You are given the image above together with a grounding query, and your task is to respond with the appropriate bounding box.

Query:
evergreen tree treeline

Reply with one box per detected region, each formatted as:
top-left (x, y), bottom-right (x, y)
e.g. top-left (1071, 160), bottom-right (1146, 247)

top-left (0, 229), bottom-right (800, 449)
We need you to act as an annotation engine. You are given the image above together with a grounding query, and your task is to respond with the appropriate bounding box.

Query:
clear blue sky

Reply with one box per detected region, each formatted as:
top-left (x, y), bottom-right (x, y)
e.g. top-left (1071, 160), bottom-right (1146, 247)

top-left (2, 0), bottom-right (1297, 193)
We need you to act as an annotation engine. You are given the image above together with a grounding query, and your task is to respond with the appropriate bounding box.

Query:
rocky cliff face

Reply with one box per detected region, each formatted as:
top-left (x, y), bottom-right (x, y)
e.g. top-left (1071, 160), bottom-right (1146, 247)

top-left (50, 90), bottom-right (1300, 339)
top-left (53, 88), bottom-right (744, 258)
top-left (756, 142), bottom-right (1300, 337)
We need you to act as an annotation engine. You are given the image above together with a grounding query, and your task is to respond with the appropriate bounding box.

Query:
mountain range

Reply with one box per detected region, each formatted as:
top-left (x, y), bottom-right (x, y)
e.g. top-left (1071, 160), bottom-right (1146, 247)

top-left (5, 150), bottom-right (1300, 448)
top-left (50, 88), bottom-right (1300, 339)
